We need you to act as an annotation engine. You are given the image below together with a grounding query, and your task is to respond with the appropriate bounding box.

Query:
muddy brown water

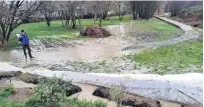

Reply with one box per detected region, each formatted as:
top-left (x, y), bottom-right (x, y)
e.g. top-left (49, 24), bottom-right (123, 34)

top-left (71, 83), bottom-right (182, 107)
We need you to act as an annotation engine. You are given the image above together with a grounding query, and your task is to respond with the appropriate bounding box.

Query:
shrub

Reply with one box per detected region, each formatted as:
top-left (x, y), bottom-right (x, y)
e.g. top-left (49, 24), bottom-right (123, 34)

top-left (0, 100), bottom-right (22, 107)
top-left (67, 98), bottom-right (107, 107)
top-left (20, 72), bottom-right (39, 84)
top-left (24, 77), bottom-right (66, 107)
top-left (5, 101), bottom-right (22, 107)
top-left (0, 85), bottom-right (21, 107)
top-left (24, 95), bottom-right (42, 107)
top-left (0, 85), bottom-right (16, 98)
top-left (109, 87), bottom-right (124, 107)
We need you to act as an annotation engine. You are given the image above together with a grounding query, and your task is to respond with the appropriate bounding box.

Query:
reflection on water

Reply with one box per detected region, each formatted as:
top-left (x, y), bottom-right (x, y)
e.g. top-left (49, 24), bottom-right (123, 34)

top-left (104, 21), bottom-right (138, 36)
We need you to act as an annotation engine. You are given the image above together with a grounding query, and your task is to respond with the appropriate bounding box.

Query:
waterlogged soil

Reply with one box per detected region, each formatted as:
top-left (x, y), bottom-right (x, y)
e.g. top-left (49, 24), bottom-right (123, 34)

top-left (0, 21), bottom-right (183, 73)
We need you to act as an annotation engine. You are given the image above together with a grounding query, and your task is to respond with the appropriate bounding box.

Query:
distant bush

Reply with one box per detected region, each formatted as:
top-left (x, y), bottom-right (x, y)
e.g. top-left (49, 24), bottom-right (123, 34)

top-left (179, 6), bottom-right (203, 20)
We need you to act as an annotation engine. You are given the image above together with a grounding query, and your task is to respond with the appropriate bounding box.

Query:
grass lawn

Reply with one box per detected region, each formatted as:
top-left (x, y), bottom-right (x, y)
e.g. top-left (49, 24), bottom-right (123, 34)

top-left (9, 16), bottom-right (132, 49)
top-left (9, 16), bottom-right (181, 49)
top-left (130, 18), bottom-right (182, 41)
top-left (11, 16), bottom-right (132, 40)
top-left (129, 40), bottom-right (203, 74)
top-left (133, 18), bottom-right (181, 32)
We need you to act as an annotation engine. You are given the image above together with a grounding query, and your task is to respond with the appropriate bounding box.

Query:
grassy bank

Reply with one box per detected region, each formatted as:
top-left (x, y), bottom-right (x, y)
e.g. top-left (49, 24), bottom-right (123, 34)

top-left (129, 40), bottom-right (203, 74)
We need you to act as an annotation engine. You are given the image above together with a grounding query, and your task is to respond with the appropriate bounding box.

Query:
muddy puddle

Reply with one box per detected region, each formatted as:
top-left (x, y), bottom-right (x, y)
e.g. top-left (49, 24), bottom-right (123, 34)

top-left (71, 83), bottom-right (182, 107)
top-left (0, 51), bottom-right (14, 62)
top-left (104, 21), bottom-right (138, 36)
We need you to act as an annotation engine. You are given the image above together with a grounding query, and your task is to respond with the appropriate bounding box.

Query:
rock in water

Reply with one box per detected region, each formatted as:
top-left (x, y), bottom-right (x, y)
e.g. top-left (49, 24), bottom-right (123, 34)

top-left (93, 87), bottom-right (162, 107)
top-left (92, 87), bottom-right (110, 99)
top-left (64, 84), bottom-right (82, 96)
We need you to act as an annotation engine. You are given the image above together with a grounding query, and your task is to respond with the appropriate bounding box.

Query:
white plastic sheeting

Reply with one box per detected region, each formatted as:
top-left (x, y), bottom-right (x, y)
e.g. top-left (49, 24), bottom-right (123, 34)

top-left (0, 62), bottom-right (202, 104)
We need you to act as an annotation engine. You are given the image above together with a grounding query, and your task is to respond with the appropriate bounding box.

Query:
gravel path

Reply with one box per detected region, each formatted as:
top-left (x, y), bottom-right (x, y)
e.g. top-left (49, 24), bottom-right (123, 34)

top-left (122, 17), bottom-right (200, 52)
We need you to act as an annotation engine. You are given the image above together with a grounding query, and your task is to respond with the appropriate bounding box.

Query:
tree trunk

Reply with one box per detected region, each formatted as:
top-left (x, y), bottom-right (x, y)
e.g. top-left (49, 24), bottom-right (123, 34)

top-left (99, 15), bottom-right (102, 26)
top-left (58, 11), bottom-right (64, 27)
top-left (118, 5), bottom-right (121, 20)
top-left (102, 11), bottom-right (108, 20)
top-left (72, 16), bottom-right (76, 29)
top-left (2, 40), bottom-right (8, 50)
top-left (78, 16), bottom-right (82, 26)
top-left (65, 15), bottom-right (70, 26)
top-left (45, 16), bottom-right (51, 27)
top-left (61, 20), bottom-right (64, 27)
top-left (121, 14), bottom-right (124, 20)
top-left (94, 14), bottom-right (97, 24)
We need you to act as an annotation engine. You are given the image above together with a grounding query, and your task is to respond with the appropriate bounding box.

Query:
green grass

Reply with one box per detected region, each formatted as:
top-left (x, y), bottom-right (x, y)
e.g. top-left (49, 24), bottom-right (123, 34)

top-left (127, 18), bottom-right (182, 42)
top-left (9, 16), bottom-right (132, 49)
top-left (129, 40), bottom-right (203, 74)
top-left (11, 16), bottom-right (132, 39)
top-left (132, 18), bottom-right (181, 33)
top-left (135, 18), bottom-right (182, 42)
top-left (194, 27), bottom-right (203, 36)
top-left (8, 16), bottom-right (181, 49)
top-left (0, 85), bottom-right (22, 107)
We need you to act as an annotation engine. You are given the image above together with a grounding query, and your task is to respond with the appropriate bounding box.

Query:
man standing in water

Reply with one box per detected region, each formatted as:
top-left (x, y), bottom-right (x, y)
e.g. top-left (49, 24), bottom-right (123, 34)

top-left (18, 30), bottom-right (34, 59)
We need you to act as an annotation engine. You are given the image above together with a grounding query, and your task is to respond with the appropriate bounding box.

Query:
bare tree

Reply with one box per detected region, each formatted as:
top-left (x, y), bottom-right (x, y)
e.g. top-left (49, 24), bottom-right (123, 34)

top-left (56, 1), bottom-right (66, 27)
top-left (76, 1), bottom-right (84, 27)
top-left (62, 1), bottom-right (80, 29)
top-left (59, 1), bottom-right (70, 27)
top-left (168, 1), bottom-right (202, 17)
top-left (116, 1), bottom-right (123, 20)
top-left (101, 1), bottom-right (112, 20)
top-left (40, 1), bottom-right (56, 27)
top-left (87, 1), bottom-right (112, 26)
top-left (115, 1), bottom-right (129, 20)
top-left (131, 1), bottom-right (160, 20)
top-left (85, 1), bottom-right (99, 24)
top-left (0, 1), bottom-right (42, 49)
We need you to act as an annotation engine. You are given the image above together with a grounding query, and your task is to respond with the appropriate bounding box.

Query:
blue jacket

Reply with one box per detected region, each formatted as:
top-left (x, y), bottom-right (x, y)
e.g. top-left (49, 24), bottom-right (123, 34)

top-left (19, 33), bottom-right (29, 45)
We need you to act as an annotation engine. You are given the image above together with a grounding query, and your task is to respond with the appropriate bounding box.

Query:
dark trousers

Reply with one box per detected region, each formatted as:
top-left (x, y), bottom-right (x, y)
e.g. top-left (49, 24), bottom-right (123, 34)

top-left (22, 44), bottom-right (33, 58)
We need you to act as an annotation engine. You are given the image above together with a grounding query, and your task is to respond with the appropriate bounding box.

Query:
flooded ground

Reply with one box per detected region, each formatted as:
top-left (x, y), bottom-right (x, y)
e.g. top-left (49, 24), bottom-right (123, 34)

top-left (0, 20), bottom-right (184, 68)
top-left (0, 21), bottom-right (143, 67)
top-left (0, 17), bottom-right (202, 106)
